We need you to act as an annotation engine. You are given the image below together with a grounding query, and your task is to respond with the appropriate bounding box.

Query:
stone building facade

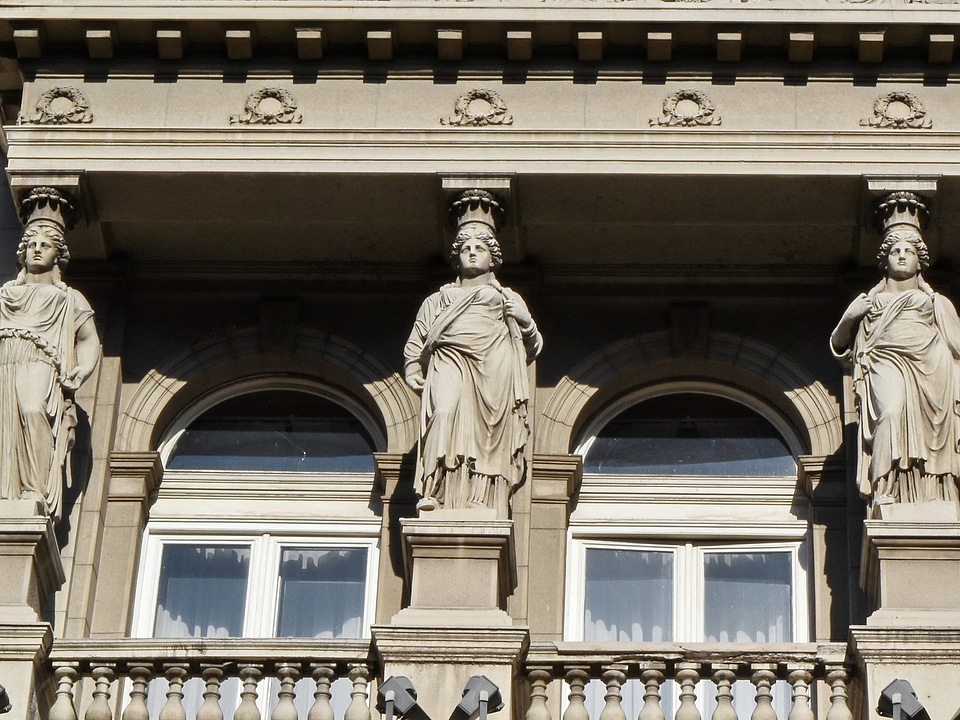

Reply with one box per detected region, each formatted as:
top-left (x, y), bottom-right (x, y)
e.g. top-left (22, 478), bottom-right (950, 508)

top-left (1, 2), bottom-right (960, 720)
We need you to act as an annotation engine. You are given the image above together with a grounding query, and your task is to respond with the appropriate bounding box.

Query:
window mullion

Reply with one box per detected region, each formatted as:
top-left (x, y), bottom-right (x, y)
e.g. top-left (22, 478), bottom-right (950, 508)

top-left (244, 534), bottom-right (278, 637)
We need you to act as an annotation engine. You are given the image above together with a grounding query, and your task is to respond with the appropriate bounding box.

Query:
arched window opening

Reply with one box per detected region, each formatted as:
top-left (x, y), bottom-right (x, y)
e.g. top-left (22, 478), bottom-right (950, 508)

top-left (568, 386), bottom-right (809, 720)
top-left (164, 388), bottom-right (378, 473)
top-left (578, 390), bottom-right (799, 477)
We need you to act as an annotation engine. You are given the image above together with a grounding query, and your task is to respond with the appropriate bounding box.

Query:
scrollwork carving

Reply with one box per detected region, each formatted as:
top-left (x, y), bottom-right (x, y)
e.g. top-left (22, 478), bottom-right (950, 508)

top-left (230, 87), bottom-right (303, 125)
top-left (441, 89), bottom-right (514, 127)
top-left (860, 92), bottom-right (932, 129)
top-left (650, 89), bottom-right (721, 127)
top-left (19, 87), bottom-right (93, 125)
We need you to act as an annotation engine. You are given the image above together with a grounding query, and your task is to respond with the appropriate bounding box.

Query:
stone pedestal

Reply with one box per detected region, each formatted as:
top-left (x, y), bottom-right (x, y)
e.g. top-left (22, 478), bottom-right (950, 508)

top-left (0, 500), bottom-right (65, 623)
top-left (375, 511), bottom-right (527, 720)
top-left (848, 521), bottom-right (960, 720)
top-left (373, 626), bottom-right (530, 720)
top-left (0, 502), bottom-right (64, 720)
top-left (860, 520), bottom-right (960, 627)
top-left (391, 510), bottom-right (516, 627)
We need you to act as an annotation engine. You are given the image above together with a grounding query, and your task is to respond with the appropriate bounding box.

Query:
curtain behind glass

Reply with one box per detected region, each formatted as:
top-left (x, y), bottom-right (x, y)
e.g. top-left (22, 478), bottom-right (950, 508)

top-left (584, 548), bottom-right (673, 642)
top-left (153, 545), bottom-right (250, 638)
top-left (277, 547), bottom-right (367, 638)
top-left (702, 552), bottom-right (792, 643)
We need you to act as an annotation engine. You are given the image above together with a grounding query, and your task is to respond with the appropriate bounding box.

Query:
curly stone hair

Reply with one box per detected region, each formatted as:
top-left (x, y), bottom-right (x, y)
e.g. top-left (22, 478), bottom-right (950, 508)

top-left (877, 228), bottom-right (930, 272)
top-left (449, 222), bottom-right (504, 271)
top-left (18, 222), bottom-right (70, 271)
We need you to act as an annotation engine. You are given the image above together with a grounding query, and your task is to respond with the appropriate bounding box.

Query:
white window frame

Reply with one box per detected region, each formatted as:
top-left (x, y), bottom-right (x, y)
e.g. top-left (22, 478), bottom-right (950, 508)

top-left (132, 523), bottom-right (381, 640)
top-left (565, 537), bottom-right (809, 644)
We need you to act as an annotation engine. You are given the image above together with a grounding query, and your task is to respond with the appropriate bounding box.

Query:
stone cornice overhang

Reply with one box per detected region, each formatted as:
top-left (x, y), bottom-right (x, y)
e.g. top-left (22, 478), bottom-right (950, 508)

top-left (3, 1), bottom-right (960, 22)
top-left (7, 126), bottom-right (960, 175)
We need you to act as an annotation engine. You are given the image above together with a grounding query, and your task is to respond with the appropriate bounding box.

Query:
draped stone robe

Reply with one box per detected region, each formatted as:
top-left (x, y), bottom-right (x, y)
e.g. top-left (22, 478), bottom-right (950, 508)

top-left (0, 280), bottom-right (94, 520)
top-left (833, 288), bottom-right (960, 507)
top-left (404, 279), bottom-right (542, 517)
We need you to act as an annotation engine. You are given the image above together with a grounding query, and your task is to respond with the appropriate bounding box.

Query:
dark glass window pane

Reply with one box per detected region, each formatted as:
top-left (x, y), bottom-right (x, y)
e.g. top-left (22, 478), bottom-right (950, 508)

top-left (276, 547), bottom-right (368, 638)
top-left (583, 393), bottom-right (796, 476)
top-left (167, 390), bottom-right (376, 472)
top-left (154, 544), bottom-right (250, 638)
top-left (584, 548), bottom-right (673, 642)
top-left (703, 552), bottom-right (793, 643)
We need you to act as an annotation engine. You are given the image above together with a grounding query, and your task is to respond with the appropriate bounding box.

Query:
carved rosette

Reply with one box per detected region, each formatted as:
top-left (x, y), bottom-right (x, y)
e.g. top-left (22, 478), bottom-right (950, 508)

top-left (650, 89), bottom-right (722, 127)
top-left (230, 87), bottom-right (303, 125)
top-left (19, 87), bottom-right (93, 125)
top-left (441, 89), bottom-right (514, 127)
top-left (860, 92), bottom-right (932, 129)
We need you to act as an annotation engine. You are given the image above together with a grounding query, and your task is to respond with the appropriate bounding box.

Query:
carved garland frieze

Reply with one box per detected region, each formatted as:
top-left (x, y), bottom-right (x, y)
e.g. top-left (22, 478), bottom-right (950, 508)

top-left (19, 87), bottom-right (93, 125)
top-left (441, 89), bottom-right (514, 127)
top-left (650, 89), bottom-right (721, 127)
top-left (230, 87), bottom-right (303, 125)
top-left (860, 92), bottom-right (932, 129)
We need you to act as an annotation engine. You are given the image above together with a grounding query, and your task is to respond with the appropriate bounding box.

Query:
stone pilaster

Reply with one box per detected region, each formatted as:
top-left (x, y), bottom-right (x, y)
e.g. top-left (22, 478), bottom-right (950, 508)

top-left (89, 451), bottom-right (161, 636)
top-left (527, 454), bottom-right (580, 641)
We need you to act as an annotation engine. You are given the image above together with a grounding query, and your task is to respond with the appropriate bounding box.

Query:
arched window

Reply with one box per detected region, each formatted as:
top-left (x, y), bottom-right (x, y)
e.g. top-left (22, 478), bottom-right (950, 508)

top-left (567, 386), bottom-right (809, 719)
top-left (133, 383), bottom-right (383, 717)
top-left (579, 389), bottom-right (799, 478)
top-left (163, 387), bottom-right (380, 473)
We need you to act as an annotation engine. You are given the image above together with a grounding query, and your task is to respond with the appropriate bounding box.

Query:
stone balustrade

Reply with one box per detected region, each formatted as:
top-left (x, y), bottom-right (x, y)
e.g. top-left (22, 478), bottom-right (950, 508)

top-left (45, 639), bottom-right (377, 720)
top-left (523, 643), bottom-right (853, 720)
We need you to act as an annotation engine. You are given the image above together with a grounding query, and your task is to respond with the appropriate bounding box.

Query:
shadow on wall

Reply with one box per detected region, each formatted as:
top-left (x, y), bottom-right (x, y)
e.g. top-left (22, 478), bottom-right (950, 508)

top-left (0, 160), bottom-right (22, 281)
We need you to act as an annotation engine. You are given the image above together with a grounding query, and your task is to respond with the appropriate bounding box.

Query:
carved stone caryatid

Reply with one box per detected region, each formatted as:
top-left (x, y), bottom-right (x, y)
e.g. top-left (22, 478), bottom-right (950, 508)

top-left (0, 187), bottom-right (101, 521)
top-left (830, 191), bottom-right (960, 518)
top-left (403, 189), bottom-right (542, 517)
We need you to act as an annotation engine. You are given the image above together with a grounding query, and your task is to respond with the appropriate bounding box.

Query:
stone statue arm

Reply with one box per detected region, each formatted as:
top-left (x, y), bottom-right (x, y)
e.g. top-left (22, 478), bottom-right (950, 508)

top-left (830, 281), bottom-right (883, 357)
top-left (403, 295), bottom-right (437, 394)
top-left (502, 287), bottom-right (543, 362)
top-left (932, 290), bottom-right (960, 361)
top-left (61, 316), bottom-right (100, 393)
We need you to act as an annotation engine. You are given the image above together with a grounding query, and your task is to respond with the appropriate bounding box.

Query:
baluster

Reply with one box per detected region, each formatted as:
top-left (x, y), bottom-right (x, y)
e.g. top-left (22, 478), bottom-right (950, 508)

top-left (235, 665), bottom-right (264, 720)
top-left (786, 668), bottom-right (814, 720)
top-left (159, 666), bottom-right (189, 720)
top-left (638, 666), bottom-right (666, 720)
top-left (711, 665), bottom-right (739, 720)
top-left (825, 668), bottom-right (854, 720)
top-left (675, 665), bottom-right (701, 720)
top-left (344, 664), bottom-right (371, 720)
top-left (273, 665), bottom-right (301, 720)
top-left (749, 668), bottom-right (778, 720)
top-left (562, 668), bottom-right (590, 720)
top-left (197, 666), bottom-right (225, 720)
top-left (599, 666), bottom-right (627, 720)
top-left (85, 667), bottom-right (116, 720)
top-left (526, 668), bottom-right (553, 720)
top-left (49, 665), bottom-right (79, 720)
top-left (308, 665), bottom-right (336, 720)
top-left (122, 667), bottom-right (153, 720)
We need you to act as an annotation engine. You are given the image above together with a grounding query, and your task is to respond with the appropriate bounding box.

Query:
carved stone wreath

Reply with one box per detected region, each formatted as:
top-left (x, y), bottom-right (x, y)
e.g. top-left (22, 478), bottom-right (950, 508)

top-left (650, 89), bottom-right (722, 127)
top-left (230, 87), bottom-right (303, 125)
top-left (860, 91), bottom-right (932, 129)
top-left (19, 86), bottom-right (93, 125)
top-left (441, 89), bottom-right (514, 127)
